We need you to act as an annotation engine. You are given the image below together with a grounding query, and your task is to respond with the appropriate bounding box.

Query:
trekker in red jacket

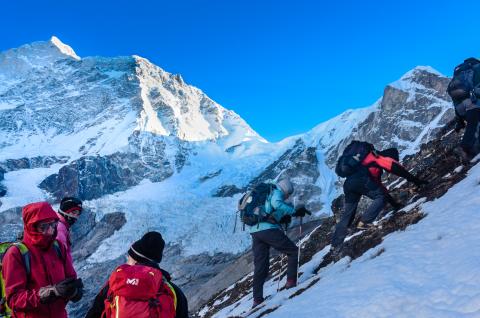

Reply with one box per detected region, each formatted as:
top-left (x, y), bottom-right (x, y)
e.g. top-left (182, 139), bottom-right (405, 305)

top-left (85, 231), bottom-right (189, 318)
top-left (2, 202), bottom-right (83, 318)
top-left (332, 142), bottom-right (427, 257)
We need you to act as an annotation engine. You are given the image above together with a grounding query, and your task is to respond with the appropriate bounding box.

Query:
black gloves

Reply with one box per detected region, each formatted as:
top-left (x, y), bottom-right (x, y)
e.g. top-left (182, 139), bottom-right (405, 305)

top-left (294, 205), bottom-right (311, 217)
top-left (39, 278), bottom-right (84, 303)
top-left (391, 162), bottom-right (428, 187)
top-left (55, 278), bottom-right (78, 298)
top-left (70, 278), bottom-right (84, 303)
top-left (412, 178), bottom-right (429, 187)
top-left (279, 215), bottom-right (292, 224)
top-left (455, 118), bottom-right (466, 133)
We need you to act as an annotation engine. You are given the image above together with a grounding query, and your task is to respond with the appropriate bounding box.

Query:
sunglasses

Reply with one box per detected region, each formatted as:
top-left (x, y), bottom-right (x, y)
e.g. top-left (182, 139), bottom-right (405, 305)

top-left (36, 220), bottom-right (59, 233)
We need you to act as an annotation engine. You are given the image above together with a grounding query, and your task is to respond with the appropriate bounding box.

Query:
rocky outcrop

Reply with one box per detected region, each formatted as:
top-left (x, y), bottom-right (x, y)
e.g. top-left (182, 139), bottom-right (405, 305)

top-left (0, 207), bottom-right (22, 242)
top-left (325, 67), bottom-right (453, 166)
top-left (39, 152), bottom-right (174, 201)
top-left (213, 139), bottom-right (322, 212)
top-left (72, 212), bottom-right (126, 261)
top-left (0, 156), bottom-right (69, 172)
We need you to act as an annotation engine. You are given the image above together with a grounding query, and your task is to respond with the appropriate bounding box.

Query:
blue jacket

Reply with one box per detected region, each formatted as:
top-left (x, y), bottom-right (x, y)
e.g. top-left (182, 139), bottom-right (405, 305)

top-left (249, 186), bottom-right (295, 233)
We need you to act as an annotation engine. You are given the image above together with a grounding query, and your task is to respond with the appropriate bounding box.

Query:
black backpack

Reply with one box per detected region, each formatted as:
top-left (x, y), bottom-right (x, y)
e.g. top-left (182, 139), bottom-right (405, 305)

top-left (238, 183), bottom-right (276, 227)
top-left (447, 58), bottom-right (480, 105)
top-left (335, 141), bottom-right (374, 178)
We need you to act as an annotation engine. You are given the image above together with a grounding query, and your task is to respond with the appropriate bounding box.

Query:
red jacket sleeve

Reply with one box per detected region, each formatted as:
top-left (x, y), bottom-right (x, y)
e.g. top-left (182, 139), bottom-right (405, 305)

top-left (363, 152), bottom-right (397, 172)
top-left (2, 246), bottom-right (41, 311)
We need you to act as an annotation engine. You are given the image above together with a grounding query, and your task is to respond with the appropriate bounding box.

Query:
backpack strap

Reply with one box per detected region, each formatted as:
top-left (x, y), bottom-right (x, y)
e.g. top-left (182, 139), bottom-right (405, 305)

top-left (164, 281), bottom-right (177, 311)
top-left (12, 243), bottom-right (31, 276)
top-left (52, 240), bottom-right (64, 262)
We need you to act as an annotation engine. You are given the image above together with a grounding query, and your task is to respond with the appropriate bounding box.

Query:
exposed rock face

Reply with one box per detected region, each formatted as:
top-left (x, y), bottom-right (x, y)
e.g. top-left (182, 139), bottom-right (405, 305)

top-left (0, 156), bottom-right (69, 172)
top-left (214, 139), bottom-right (322, 211)
top-left (0, 207), bottom-right (22, 241)
top-left (325, 67), bottom-right (453, 166)
top-left (39, 151), bottom-right (174, 201)
top-left (72, 212), bottom-right (126, 261)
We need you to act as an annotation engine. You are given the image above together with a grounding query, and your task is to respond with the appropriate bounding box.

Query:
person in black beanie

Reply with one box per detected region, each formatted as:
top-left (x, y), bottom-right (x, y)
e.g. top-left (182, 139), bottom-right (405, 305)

top-left (85, 231), bottom-right (189, 318)
top-left (128, 231), bottom-right (165, 264)
top-left (55, 197), bottom-right (83, 270)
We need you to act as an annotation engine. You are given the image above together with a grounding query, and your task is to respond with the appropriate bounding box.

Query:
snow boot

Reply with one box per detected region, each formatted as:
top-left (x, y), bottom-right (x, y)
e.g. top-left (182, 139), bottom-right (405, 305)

top-left (356, 221), bottom-right (374, 230)
top-left (252, 298), bottom-right (264, 309)
top-left (284, 278), bottom-right (297, 290)
top-left (329, 246), bottom-right (342, 262)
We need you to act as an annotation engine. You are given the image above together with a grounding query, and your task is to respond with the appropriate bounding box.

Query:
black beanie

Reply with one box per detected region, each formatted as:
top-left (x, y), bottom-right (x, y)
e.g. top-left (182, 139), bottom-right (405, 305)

top-left (59, 197), bottom-right (83, 215)
top-left (128, 231), bottom-right (165, 264)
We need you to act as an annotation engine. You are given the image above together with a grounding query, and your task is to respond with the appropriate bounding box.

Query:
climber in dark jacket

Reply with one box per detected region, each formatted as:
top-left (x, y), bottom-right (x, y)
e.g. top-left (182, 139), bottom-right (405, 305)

top-left (448, 57), bottom-right (480, 160)
top-left (331, 148), bottom-right (426, 255)
top-left (85, 232), bottom-right (189, 318)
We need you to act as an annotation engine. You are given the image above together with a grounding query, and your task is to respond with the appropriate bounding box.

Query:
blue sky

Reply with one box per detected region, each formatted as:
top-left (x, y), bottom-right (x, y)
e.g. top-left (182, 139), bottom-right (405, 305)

top-left (1, 0), bottom-right (480, 141)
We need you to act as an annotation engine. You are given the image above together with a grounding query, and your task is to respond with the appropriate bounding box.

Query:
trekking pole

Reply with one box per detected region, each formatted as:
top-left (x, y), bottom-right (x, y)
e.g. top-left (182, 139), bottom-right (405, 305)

top-left (277, 253), bottom-right (285, 292)
top-left (296, 240), bottom-right (301, 284)
top-left (277, 226), bottom-right (288, 292)
top-left (233, 210), bottom-right (238, 234)
top-left (300, 217), bottom-right (303, 236)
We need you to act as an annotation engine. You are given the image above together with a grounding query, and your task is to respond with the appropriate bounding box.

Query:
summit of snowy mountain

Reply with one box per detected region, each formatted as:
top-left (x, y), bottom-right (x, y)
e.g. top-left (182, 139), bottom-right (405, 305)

top-left (0, 36), bottom-right (80, 81)
top-left (49, 36), bottom-right (81, 60)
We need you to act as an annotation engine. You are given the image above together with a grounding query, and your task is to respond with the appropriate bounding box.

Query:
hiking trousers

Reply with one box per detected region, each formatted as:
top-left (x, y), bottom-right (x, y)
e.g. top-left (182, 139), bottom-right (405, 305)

top-left (461, 108), bottom-right (480, 156)
top-left (331, 176), bottom-right (386, 248)
top-left (251, 229), bottom-right (298, 301)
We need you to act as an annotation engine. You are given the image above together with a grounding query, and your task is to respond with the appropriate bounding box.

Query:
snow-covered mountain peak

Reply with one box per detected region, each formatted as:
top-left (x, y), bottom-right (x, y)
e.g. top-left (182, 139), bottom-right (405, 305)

top-left (389, 65), bottom-right (445, 92)
top-left (0, 36), bottom-right (80, 81)
top-left (49, 36), bottom-right (80, 60)
top-left (132, 54), bottom-right (262, 143)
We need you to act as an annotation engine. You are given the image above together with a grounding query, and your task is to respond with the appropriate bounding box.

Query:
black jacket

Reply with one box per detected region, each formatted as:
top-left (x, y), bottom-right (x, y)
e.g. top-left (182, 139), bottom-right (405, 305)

top-left (85, 263), bottom-right (189, 318)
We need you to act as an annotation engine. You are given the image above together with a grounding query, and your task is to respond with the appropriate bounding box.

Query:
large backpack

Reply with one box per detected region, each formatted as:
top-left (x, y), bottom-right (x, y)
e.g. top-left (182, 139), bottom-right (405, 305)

top-left (0, 241), bottom-right (63, 318)
top-left (102, 264), bottom-right (176, 318)
top-left (335, 141), bottom-right (375, 178)
top-left (237, 183), bottom-right (276, 227)
top-left (447, 58), bottom-right (480, 106)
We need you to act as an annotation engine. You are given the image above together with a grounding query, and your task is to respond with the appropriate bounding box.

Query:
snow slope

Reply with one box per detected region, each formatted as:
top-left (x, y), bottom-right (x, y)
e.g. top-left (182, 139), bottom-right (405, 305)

top-left (210, 160), bottom-right (480, 318)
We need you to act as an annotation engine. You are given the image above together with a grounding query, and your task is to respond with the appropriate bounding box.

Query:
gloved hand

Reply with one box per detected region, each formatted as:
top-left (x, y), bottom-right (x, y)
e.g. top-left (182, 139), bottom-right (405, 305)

top-left (412, 177), bottom-right (428, 187)
top-left (54, 277), bottom-right (79, 299)
top-left (294, 205), bottom-right (311, 217)
top-left (279, 215), bottom-right (292, 224)
top-left (38, 286), bottom-right (57, 304)
top-left (391, 201), bottom-right (404, 211)
top-left (455, 118), bottom-right (466, 133)
top-left (69, 278), bottom-right (84, 303)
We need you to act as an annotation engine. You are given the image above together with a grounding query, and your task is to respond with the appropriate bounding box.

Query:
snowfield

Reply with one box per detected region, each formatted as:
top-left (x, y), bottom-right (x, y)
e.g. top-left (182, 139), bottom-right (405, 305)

top-left (211, 160), bottom-right (480, 318)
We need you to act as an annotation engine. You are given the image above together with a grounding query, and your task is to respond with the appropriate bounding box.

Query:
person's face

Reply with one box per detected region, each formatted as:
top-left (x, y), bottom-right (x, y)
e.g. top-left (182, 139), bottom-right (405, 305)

top-left (70, 209), bottom-right (82, 218)
top-left (35, 220), bottom-right (58, 236)
top-left (126, 255), bottom-right (137, 265)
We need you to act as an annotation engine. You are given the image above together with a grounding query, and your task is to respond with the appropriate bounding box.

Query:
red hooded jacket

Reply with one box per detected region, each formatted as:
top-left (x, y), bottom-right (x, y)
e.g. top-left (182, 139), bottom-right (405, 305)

top-left (2, 202), bottom-right (77, 318)
top-left (362, 152), bottom-right (396, 181)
